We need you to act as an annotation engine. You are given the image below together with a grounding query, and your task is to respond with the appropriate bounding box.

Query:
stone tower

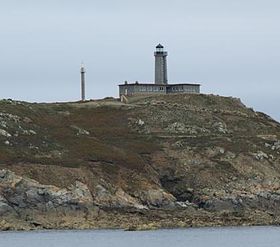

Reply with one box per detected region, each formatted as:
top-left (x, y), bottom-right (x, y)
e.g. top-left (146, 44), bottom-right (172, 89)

top-left (154, 44), bottom-right (168, 84)
top-left (80, 64), bottom-right (86, 101)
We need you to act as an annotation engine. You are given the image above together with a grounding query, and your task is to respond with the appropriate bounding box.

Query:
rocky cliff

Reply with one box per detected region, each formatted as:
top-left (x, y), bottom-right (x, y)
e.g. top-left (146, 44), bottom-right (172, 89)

top-left (0, 94), bottom-right (280, 230)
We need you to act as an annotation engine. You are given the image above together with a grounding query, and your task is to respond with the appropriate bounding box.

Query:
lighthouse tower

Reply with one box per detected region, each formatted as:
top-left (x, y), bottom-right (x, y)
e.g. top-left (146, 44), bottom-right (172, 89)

top-left (154, 44), bottom-right (168, 84)
top-left (80, 64), bottom-right (86, 101)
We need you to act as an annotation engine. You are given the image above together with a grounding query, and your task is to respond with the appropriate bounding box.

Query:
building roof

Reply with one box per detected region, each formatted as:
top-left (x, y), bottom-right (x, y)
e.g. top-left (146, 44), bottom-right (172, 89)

top-left (156, 44), bottom-right (164, 49)
top-left (119, 83), bottom-right (201, 86)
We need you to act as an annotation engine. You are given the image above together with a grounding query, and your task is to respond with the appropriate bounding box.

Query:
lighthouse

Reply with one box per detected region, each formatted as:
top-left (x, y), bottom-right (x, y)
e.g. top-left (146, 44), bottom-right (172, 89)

top-left (118, 44), bottom-right (201, 97)
top-left (154, 44), bottom-right (168, 84)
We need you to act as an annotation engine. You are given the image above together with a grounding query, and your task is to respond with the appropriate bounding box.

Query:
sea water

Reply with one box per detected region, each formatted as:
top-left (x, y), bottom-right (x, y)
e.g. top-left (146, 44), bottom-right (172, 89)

top-left (0, 226), bottom-right (279, 247)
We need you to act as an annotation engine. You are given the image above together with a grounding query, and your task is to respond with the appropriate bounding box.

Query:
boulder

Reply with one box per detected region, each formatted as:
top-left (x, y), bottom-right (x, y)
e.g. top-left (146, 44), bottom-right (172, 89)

top-left (0, 169), bottom-right (94, 212)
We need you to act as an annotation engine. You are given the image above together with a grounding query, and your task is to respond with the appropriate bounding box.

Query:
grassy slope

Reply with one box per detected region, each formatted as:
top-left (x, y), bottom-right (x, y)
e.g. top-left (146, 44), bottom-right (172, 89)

top-left (0, 94), bottom-right (280, 198)
top-left (0, 99), bottom-right (160, 192)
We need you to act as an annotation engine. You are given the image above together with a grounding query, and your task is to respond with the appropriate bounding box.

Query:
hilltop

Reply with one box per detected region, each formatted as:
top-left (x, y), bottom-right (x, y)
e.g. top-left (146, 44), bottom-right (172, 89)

top-left (0, 94), bottom-right (280, 230)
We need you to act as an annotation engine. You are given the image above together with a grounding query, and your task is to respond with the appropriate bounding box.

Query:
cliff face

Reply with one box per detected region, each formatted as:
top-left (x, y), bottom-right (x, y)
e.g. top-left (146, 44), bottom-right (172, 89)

top-left (0, 94), bottom-right (280, 230)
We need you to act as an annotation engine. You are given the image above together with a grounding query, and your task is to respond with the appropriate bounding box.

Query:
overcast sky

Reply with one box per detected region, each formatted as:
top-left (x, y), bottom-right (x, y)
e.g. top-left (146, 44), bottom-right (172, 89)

top-left (0, 0), bottom-right (279, 121)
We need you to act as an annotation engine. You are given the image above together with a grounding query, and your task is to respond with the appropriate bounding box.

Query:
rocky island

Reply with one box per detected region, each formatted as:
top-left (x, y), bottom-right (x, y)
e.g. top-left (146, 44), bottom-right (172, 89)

top-left (0, 94), bottom-right (280, 231)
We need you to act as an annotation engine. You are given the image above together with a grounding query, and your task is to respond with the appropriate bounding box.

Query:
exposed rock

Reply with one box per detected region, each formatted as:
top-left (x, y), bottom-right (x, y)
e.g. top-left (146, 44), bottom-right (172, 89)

top-left (166, 122), bottom-right (186, 134)
top-left (57, 111), bottom-right (71, 116)
top-left (94, 184), bottom-right (147, 209)
top-left (0, 195), bottom-right (14, 216)
top-left (136, 189), bottom-right (176, 208)
top-left (175, 201), bottom-right (198, 208)
top-left (272, 141), bottom-right (280, 150)
top-left (253, 151), bottom-right (269, 161)
top-left (150, 100), bottom-right (166, 105)
top-left (0, 169), bottom-right (94, 212)
top-left (258, 135), bottom-right (278, 141)
top-left (29, 130), bottom-right (37, 135)
top-left (166, 122), bottom-right (209, 135)
top-left (136, 119), bottom-right (145, 126)
top-left (0, 129), bottom-right (11, 137)
top-left (212, 121), bottom-right (228, 134)
top-left (0, 112), bottom-right (21, 123)
top-left (70, 125), bottom-right (90, 136)
top-left (22, 117), bottom-right (33, 124)
top-left (265, 143), bottom-right (271, 148)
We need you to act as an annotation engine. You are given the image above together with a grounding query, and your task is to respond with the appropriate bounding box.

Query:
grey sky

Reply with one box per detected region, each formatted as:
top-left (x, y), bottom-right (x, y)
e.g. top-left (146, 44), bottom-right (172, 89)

top-left (0, 0), bottom-right (279, 120)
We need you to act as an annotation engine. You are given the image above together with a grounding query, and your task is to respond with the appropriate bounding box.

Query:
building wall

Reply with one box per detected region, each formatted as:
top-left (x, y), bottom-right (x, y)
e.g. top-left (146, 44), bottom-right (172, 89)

top-left (182, 84), bottom-right (200, 93)
top-left (167, 85), bottom-right (200, 94)
top-left (119, 84), bottom-right (200, 97)
top-left (119, 85), bottom-right (166, 97)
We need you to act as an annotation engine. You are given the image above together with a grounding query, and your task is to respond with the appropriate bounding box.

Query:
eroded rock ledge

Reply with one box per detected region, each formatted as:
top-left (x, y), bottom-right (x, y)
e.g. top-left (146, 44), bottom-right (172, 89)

top-left (1, 168), bottom-right (280, 231)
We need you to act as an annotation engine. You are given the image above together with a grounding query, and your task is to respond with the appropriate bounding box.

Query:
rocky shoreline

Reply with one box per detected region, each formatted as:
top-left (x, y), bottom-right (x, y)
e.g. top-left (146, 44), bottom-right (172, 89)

top-left (1, 208), bottom-right (280, 231)
top-left (1, 168), bottom-right (280, 231)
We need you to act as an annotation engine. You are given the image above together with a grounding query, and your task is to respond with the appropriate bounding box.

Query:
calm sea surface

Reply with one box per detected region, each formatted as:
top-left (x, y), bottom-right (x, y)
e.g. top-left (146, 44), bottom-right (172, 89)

top-left (0, 226), bottom-right (279, 247)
